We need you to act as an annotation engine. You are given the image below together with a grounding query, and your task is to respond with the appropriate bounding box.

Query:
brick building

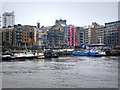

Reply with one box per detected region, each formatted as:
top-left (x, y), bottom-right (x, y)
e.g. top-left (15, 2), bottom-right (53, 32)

top-left (47, 23), bottom-right (65, 48)
top-left (2, 24), bottom-right (38, 47)
top-left (84, 22), bottom-right (104, 46)
top-left (104, 21), bottom-right (120, 47)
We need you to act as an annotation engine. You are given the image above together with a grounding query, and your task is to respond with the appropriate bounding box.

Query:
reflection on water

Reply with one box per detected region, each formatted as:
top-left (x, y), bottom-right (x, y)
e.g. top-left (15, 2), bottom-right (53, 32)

top-left (2, 56), bottom-right (119, 88)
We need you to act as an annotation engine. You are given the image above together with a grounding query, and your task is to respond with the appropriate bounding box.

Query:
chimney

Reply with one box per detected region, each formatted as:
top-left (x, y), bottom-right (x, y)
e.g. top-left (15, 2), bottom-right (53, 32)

top-left (37, 22), bottom-right (40, 29)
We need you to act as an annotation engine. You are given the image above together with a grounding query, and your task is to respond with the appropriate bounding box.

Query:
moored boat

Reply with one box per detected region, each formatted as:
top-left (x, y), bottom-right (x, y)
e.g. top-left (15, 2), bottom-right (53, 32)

top-left (105, 49), bottom-right (120, 56)
top-left (25, 52), bottom-right (35, 58)
top-left (71, 51), bottom-right (88, 56)
top-left (35, 53), bottom-right (45, 59)
top-left (11, 51), bottom-right (35, 59)
top-left (52, 53), bottom-right (59, 58)
top-left (71, 50), bottom-right (106, 56)
top-left (11, 51), bottom-right (26, 59)
top-left (2, 52), bottom-right (12, 60)
top-left (44, 50), bottom-right (59, 58)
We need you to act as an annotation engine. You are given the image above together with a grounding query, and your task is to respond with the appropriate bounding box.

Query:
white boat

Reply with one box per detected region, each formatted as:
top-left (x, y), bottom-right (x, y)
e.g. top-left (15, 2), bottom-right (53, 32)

top-left (95, 50), bottom-right (106, 56)
top-left (25, 52), bottom-right (35, 58)
top-left (2, 55), bottom-right (11, 59)
top-left (11, 53), bottom-right (26, 59)
top-left (2, 52), bottom-right (12, 60)
top-left (35, 53), bottom-right (44, 59)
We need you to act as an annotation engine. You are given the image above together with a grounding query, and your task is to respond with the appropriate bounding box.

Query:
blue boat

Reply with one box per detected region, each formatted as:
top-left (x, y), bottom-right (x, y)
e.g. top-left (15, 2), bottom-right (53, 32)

top-left (71, 51), bottom-right (105, 56)
top-left (71, 52), bottom-right (88, 56)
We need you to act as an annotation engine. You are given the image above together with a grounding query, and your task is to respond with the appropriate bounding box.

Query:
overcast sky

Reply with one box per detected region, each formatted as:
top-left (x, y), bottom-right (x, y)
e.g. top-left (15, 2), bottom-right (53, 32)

top-left (2, 2), bottom-right (118, 27)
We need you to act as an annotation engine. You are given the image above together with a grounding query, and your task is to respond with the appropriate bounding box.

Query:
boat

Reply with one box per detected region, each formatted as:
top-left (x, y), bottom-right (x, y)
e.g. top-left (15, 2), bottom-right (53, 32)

top-left (25, 52), bottom-right (35, 58)
top-left (105, 49), bottom-right (120, 56)
top-left (44, 50), bottom-right (59, 58)
top-left (87, 51), bottom-right (106, 56)
top-left (2, 52), bottom-right (12, 60)
top-left (71, 51), bottom-right (88, 56)
top-left (11, 51), bottom-right (26, 59)
top-left (52, 53), bottom-right (59, 58)
top-left (11, 51), bottom-right (35, 59)
top-left (35, 53), bottom-right (45, 59)
top-left (71, 50), bottom-right (106, 56)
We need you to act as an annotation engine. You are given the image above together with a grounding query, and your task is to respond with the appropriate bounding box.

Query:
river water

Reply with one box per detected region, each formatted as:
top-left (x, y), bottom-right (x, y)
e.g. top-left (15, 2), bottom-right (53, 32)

top-left (2, 56), bottom-right (119, 88)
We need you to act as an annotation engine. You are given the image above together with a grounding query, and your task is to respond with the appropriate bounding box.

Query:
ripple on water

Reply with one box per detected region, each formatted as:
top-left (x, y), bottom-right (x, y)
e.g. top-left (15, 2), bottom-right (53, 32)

top-left (2, 56), bottom-right (118, 88)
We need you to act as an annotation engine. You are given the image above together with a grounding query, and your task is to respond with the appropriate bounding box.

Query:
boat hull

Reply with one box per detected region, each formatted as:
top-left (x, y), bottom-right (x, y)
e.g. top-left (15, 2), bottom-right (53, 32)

top-left (71, 52), bottom-right (105, 57)
top-left (36, 56), bottom-right (45, 59)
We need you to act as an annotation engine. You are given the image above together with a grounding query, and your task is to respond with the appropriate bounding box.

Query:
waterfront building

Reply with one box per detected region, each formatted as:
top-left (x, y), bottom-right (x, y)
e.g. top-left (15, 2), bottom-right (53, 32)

top-left (104, 21), bottom-right (120, 47)
top-left (62, 24), bottom-right (78, 47)
top-left (84, 22), bottom-right (104, 46)
top-left (38, 26), bottom-right (52, 48)
top-left (54, 19), bottom-right (78, 47)
top-left (2, 24), bottom-right (38, 47)
top-left (2, 11), bottom-right (15, 28)
top-left (47, 24), bottom-right (65, 48)
top-left (38, 30), bottom-right (47, 48)
top-left (77, 27), bottom-right (85, 48)
top-left (95, 24), bottom-right (104, 44)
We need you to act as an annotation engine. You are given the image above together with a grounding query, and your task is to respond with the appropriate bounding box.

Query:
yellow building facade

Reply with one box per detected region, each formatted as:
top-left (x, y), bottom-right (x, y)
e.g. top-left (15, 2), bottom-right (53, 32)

top-left (2, 24), bottom-right (38, 47)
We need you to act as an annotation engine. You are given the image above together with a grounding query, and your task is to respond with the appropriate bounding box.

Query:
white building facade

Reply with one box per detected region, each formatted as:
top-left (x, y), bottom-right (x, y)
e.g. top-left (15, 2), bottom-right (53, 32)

top-left (2, 11), bottom-right (15, 28)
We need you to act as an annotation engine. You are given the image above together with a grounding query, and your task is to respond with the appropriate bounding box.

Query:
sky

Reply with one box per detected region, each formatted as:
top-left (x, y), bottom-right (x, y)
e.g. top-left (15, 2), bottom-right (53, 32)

top-left (1, 2), bottom-right (118, 27)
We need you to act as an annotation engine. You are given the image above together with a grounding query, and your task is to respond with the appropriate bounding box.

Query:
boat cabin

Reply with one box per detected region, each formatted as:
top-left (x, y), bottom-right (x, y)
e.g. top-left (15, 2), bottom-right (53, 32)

top-left (87, 44), bottom-right (106, 50)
